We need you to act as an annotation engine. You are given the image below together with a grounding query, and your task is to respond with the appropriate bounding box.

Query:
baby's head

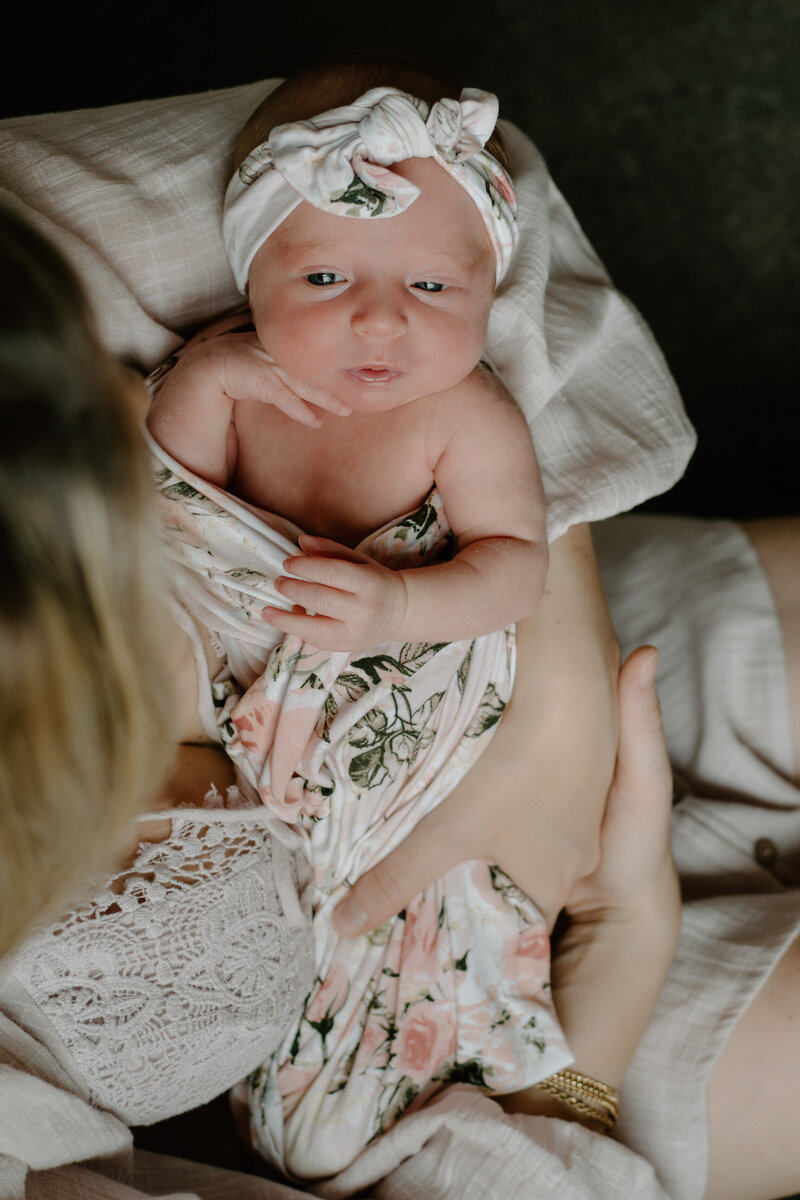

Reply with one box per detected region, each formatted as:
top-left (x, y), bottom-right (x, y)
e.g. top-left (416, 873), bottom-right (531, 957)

top-left (223, 57), bottom-right (518, 410)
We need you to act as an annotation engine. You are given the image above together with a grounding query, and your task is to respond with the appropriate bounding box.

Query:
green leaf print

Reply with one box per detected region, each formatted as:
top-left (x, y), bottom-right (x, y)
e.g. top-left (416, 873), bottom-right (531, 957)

top-left (440, 1059), bottom-right (488, 1088)
top-left (223, 566), bottom-right (268, 586)
top-left (371, 1079), bottom-right (420, 1141)
top-left (488, 864), bottom-right (531, 908)
top-left (350, 742), bottom-right (389, 789)
top-left (334, 671), bottom-right (372, 701)
top-left (350, 653), bottom-right (413, 686)
top-left (464, 683), bottom-right (506, 738)
top-left (397, 641), bottom-right (449, 667)
top-left (161, 479), bottom-right (213, 506)
top-left (399, 500), bottom-right (438, 540)
top-left (318, 694), bottom-right (339, 743)
top-left (456, 644), bottom-right (474, 697)
top-left (334, 174), bottom-right (388, 215)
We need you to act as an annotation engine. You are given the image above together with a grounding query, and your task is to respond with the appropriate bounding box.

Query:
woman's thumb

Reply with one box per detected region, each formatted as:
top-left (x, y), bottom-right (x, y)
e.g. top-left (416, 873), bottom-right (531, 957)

top-left (333, 812), bottom-right (455, 937)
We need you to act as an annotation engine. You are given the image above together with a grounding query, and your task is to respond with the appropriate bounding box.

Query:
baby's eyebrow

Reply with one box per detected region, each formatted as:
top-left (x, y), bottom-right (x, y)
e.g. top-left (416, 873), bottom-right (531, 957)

top-left (274, 238), bottom-right (331, 264)
top-left (422, 244), bottom-right (488, 270)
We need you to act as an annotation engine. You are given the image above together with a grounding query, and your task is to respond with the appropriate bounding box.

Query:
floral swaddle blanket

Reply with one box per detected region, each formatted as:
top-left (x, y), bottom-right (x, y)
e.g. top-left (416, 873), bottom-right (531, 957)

top-left (149, 432), bottom-right (571, 1180)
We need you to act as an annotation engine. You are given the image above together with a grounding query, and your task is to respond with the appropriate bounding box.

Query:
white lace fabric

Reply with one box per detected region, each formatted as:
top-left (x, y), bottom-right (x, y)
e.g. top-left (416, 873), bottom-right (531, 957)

top-left (7, 797), bottom-right (314, 1127)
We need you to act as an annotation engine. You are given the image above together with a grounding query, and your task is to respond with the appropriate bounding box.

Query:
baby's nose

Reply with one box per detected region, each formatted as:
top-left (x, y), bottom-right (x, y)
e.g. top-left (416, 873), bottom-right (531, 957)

top-left (351, 290), bottom-right (407, 338)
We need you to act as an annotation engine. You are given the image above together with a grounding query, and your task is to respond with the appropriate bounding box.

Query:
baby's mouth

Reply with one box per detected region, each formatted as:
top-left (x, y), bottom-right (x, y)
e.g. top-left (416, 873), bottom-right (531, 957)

top-left (346, 366), bottom-right (401, 384)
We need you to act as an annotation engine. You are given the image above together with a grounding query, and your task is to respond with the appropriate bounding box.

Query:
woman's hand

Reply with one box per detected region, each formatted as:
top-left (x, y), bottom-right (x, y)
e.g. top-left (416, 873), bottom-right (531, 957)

top-left (333, 523), bottom-right (620, 935)
top-left (546, 647), bottom-right (680, 1079)
top-left (502, 647), bottom-right (680, 1122)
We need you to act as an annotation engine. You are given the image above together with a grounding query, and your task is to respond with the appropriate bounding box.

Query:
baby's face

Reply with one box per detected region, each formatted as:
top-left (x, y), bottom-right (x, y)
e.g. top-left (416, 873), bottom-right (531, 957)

top-left (247, 158), bottom-right (496, 413)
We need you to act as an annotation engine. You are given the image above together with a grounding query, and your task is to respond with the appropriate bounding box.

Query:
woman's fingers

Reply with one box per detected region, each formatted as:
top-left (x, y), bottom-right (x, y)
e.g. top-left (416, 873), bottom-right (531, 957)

top-left (567, 645), bottom-right (678, 917)
top-left (606, 646), bottom-right (672, 835)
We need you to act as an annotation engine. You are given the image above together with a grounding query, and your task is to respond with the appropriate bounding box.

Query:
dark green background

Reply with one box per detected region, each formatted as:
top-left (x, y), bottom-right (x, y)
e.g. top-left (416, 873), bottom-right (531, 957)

top-left (3, 1), bottom-right (798, 518)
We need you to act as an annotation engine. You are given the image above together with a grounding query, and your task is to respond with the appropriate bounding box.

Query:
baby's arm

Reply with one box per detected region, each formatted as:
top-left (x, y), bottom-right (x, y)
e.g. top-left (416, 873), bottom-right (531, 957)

top-left (266, 365), bottom-right (548, 649)
top-left (412, 362), bottom-right (549, 637)
top-left (146, 323), bottom-right (351, 487)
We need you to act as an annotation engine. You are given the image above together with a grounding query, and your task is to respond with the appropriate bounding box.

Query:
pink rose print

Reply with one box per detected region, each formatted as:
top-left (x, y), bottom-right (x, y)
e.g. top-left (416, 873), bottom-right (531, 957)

top-left (401, 890), bottom-right (440, 979)
top-left (492, 167), bottom-right (516, 209)
top-left (230, 693), bottom-right (279, 755)
top-left (395, 1002), bottom-right (456, 1085)
top-left (277, 1061), bottom-right (319, 1117)
top-left (354, 1012), bottom-right (391, 1073)
top-left (500, 926), bottom-right (551, 997)
top-left (306, 962), bottom-right (350, 1030)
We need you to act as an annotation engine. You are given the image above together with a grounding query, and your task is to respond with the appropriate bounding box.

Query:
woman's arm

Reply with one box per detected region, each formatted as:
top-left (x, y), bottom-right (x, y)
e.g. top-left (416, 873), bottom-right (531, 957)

top-left (334, 520), bottom-right (620, 934)
top-left (501, 647), bottom-right (680, 1123)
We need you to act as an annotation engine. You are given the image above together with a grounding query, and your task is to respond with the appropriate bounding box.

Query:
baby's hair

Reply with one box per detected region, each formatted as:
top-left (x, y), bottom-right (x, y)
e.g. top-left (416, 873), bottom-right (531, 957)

top-left (0, 204), bottom-right (175, 954)
top-left (235, 52), bottom-right (510, 172)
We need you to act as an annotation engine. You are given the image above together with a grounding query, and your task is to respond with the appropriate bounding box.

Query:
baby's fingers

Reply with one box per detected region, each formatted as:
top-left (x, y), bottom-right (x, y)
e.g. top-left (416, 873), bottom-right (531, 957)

top-left (273, 575), bottom-right (353, 620)
top-left (269, 362), bottom-right (352, 419)
top-left (262, 606), bottom-right (344, 648)
top-left (242, 348), bottom-right (330, 427)
top-left (296, 535), bottom-right (371, 563)
top-left (283, 548), bottom-right (368, 592)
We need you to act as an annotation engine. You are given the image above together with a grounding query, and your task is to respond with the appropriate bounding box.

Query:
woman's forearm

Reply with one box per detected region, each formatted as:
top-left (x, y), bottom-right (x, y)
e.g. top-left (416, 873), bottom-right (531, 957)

top-left (334, 521), bottom-right (621, 934)
top-left (500, 646), bottom-right (680, 1126)
top-left (468, 521), bottom-right (621, 922)
top-left (499, 904), bottom-right (677, 1125)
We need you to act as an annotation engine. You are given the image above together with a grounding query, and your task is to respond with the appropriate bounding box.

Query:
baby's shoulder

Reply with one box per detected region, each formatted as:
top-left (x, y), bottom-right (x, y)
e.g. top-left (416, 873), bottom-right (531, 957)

top-left (430, 363), bottom-right (526, 439)
top-left (183, 305), bottom-right (254, 350)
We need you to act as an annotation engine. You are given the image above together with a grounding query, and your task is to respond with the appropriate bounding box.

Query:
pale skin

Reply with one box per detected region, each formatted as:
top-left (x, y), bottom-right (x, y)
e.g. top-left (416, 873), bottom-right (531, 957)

top-left (147, 157), bottom-right (548, 650)
top-left (483, 520), bottom-right (800, 1200)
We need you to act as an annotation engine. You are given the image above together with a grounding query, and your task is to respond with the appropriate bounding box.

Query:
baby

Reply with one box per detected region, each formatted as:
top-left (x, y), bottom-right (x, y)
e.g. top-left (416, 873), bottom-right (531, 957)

top-left (147, 59), bottom-right (570, 1181)
top-left (147, 69), bottom-right (548, 652)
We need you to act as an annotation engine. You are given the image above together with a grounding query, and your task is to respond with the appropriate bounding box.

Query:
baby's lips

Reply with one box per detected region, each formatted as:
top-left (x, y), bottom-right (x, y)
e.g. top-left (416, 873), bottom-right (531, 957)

top-left (346, 366), bottom-right (401, 384)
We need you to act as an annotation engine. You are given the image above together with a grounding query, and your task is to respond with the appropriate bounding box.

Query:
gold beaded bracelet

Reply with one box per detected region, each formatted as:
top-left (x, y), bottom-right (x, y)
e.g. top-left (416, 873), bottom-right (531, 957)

top-left (536, 1068), bottom-right (620, 1132)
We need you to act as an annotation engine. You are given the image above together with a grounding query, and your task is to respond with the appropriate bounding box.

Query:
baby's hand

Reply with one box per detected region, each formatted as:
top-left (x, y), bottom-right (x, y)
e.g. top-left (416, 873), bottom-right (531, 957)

top-left (160, 331), bottom-right (352, 428)
top-left (262, 536), bottom-right (409, 652)
top-left (147, 329), bottom-right (351, 487)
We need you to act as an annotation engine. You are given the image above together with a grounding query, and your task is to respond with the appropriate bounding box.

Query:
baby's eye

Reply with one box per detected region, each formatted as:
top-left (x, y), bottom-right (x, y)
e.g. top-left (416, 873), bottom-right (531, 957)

top-left (412, 281), bottom-right (446, 293)
top-left (306, 272), bottom-right (345, 286)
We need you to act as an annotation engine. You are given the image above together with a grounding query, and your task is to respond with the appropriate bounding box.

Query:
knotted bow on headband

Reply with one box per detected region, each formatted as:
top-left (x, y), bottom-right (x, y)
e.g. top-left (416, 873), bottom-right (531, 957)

top-left (222, 86), bottom-right (518, 290)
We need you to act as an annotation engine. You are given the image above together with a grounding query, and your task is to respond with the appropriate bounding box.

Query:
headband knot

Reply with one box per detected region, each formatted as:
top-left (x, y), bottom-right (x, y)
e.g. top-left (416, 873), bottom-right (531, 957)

top-left (223, 86), bottom-right (518, 289)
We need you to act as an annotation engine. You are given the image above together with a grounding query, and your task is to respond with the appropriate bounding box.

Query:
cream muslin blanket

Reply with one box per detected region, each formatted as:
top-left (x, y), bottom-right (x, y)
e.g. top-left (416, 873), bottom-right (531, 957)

top-left (149, 428), bottom-right (571, 1180)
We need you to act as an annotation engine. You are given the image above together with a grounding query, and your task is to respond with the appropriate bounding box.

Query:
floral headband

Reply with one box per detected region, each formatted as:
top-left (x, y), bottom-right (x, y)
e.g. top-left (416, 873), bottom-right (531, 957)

top-left (222, 86), bottom-right (519, 290)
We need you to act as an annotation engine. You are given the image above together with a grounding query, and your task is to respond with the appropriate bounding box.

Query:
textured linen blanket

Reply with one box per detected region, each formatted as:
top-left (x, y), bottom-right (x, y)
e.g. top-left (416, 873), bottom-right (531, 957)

top-left (148, 429), bottom-right (571, 1179)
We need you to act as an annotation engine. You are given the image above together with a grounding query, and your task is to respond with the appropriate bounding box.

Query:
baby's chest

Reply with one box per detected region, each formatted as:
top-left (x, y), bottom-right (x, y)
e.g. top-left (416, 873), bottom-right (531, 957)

top-left (232, 401), bottom-right (436, 544)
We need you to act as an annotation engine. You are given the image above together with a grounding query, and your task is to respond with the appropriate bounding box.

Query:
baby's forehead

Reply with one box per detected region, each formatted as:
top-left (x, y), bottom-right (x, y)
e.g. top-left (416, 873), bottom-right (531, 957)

top-left (258, 160), bottom-right (494, 267)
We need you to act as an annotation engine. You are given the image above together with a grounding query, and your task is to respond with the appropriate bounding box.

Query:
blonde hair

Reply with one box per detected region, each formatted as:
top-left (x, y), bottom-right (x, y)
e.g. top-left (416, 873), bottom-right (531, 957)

top-left (0, 206), bottom-right (175, 955)
top-left (235, 53), bottom-right (510, 172)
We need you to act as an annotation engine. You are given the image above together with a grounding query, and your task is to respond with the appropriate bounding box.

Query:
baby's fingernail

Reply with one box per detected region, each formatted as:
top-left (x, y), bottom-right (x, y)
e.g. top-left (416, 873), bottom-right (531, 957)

top-left (333, 896), bottom-right (368, 937)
